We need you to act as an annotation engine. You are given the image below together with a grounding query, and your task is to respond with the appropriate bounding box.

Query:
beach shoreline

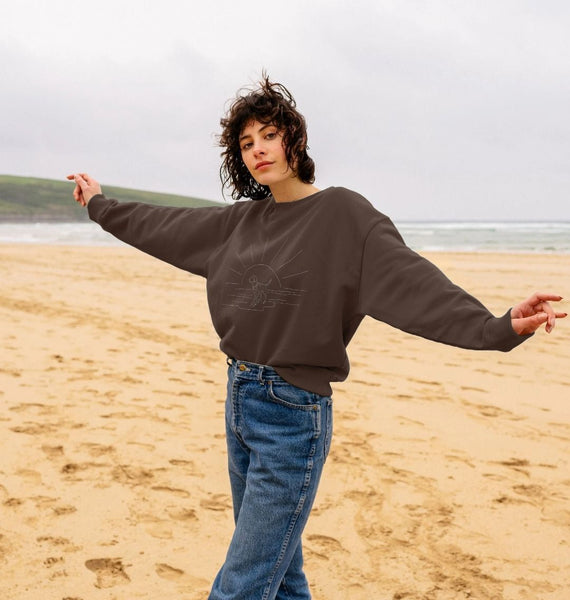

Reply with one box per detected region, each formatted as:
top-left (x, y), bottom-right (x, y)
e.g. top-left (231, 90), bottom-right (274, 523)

top-left (1, 245), bottom-right (569, 599)
top-left (2, 220), bottom-right (570, 253)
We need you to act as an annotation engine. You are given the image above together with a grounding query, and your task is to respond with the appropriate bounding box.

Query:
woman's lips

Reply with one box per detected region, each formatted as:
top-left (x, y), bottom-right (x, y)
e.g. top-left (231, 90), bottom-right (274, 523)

top-left (255, 161), bottom-right (273, 170)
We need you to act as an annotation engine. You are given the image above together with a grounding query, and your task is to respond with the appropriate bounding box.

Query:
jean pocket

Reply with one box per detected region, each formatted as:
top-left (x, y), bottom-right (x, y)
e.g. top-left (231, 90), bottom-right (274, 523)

top-left (267, 380), bottom-right (319, 412)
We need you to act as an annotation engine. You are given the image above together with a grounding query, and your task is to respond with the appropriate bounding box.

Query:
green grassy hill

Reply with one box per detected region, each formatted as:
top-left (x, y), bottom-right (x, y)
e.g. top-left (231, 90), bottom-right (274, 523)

top-left (0, 175), bottom-right (224, 221)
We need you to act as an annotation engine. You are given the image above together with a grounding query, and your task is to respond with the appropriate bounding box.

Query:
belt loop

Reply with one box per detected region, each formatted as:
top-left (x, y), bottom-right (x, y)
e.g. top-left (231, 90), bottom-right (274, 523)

top-left (258, 365), bottom-right (265, 383)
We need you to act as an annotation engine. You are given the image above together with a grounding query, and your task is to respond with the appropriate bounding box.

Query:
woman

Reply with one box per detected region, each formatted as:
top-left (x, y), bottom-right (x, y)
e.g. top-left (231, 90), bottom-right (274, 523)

top-left (68, 76), bottom-right (565, 600)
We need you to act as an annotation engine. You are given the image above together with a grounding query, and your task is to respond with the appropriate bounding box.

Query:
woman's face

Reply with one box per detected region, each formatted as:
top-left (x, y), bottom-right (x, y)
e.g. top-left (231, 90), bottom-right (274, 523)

top-left (239, 120), bottom-right (294, 188)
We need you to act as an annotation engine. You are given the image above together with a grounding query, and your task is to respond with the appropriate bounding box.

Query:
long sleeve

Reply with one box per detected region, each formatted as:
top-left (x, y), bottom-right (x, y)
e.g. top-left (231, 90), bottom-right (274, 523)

top-left (88, 194), bottom-right (234, 277)
top-left (356, 217), bottom-right (531, 351)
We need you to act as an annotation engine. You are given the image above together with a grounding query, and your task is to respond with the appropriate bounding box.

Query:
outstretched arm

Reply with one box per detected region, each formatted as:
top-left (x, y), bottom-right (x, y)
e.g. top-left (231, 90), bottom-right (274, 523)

top-left (358, 217), bottom-right (566, 351)
top-left (511, 293), bottom-right (566, 335)
top-left (65, 172), bottom-right (234, 278)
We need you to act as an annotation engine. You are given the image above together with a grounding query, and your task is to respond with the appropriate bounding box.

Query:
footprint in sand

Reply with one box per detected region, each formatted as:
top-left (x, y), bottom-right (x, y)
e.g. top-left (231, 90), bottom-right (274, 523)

top-left (9, 402), bottom-right (55, 415)
top-left (155, 563), bottom-right (185, 580)
top-left (200, 494), bottom-right (232, 512)
top-left (4, 497), bottom-right (24, 507)
top-left (168, 458), bottom-right (202, 476)
top-left (80, 442), bottom-right (115, 457)
top-left (37, 535), bottom-right (74, 548)
top-left (151, 486), bottom-right (191, 498)
top-left (41, 444), bottom-right (65, 459)
top-left (512, 483), bottom-right (544, 498)
top-left (145, 520), bottom-right (174, 539)
top-left (15, 469), bottom-right (42, 484)
top-left (305, 534), bottom-right (347, 560)
top-left (85, 558), bottom-right (130, 589)
top-left (154, 563), bottom-right (211, 588)
top-left (10, 422), bottom-right (57, 435)
top-left (44, 556), bottom-right (67, 581)
top-left (494, 457), bottom-right (531, 475)
top-left (52, 504), bottom-right (77, 516)
top-left (167, 507), bottom-right (198, 522)
top-left (111, 464), bottom-right (154, 485)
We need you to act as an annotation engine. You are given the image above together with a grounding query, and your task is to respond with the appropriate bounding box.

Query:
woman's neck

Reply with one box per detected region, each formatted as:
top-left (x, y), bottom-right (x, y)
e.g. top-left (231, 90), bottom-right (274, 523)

top-left (270, 178), bottom-right (320, 203)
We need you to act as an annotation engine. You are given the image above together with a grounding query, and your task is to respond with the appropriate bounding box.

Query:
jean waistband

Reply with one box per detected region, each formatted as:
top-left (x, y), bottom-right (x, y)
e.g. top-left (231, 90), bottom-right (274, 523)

top-left (226, 357), bottom-right (285, 383)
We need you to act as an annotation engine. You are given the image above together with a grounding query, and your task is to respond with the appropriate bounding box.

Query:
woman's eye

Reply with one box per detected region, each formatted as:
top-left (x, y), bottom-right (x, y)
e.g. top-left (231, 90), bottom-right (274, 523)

top-left (241, 142), bottom-right (252, 150)
top-left (266, 132), bottom-right (277, 140)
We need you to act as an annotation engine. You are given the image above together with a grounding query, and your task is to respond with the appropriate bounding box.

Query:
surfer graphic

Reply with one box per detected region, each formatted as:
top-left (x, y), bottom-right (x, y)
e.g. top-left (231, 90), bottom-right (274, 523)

top-left (249, 273), bottom-right (273, 308)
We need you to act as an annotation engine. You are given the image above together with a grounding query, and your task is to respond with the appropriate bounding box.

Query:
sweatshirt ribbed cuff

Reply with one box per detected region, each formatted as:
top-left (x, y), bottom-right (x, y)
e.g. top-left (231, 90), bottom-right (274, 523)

top-left (485, 309), bottom-right (533, 351)
top-left (87, 194), bottom-right (108, 222)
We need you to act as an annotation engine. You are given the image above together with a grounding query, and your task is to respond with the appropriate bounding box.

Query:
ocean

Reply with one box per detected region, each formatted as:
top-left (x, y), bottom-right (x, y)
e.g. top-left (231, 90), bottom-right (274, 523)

top-left (0, 221), bottom-right (569, 253)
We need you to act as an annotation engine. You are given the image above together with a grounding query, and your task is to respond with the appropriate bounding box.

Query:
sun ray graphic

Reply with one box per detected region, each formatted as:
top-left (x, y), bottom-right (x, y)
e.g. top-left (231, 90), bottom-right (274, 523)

top-left (222, 239), bottom-right (308, 312)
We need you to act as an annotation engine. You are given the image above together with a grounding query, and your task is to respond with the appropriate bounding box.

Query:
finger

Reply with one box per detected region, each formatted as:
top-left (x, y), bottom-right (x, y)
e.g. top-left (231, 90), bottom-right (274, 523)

top-left (539, 300), bottom-right (563, 332)
top-left (79, 172), bottom-right (94, 185)
top-left (527, 292), bottom-right (563, 306)
top-left (544, 310), bottom-right (568, 331)
top-left (68, 176), bottom-right (85, 206)
top-left (512, 312), bottom-right (548, 335)
top-left (73, 174), bottom-right (88, 189)
top-left (74, 184), bottom-right (85, 206)
top-left (538, 300), bottom-right (555, 316)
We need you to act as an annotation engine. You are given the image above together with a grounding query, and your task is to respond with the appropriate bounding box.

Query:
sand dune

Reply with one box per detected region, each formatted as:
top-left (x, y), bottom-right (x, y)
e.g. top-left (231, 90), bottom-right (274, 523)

top-left (1, 245), bottom-right (568, 599)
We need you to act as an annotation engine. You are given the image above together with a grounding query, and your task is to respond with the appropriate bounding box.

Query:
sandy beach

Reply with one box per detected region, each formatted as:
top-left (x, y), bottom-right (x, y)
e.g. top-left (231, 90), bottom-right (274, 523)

top-left (1, 244), bottom-right (569, 600)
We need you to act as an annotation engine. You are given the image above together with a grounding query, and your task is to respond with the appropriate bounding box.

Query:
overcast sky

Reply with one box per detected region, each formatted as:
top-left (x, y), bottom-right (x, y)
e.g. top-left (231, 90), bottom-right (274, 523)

top-left (2, 0), bottom-right (569, 220)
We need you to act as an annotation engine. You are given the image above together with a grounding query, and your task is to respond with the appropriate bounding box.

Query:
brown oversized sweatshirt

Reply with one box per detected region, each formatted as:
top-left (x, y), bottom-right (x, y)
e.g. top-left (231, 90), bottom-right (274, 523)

top-left (88, 186), bottom-right (530, 396)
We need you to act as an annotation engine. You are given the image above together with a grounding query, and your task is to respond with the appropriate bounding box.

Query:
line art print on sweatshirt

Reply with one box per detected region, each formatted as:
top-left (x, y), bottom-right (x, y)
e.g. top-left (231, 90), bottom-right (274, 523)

top-left (222, 237), bottom-right (308, 311)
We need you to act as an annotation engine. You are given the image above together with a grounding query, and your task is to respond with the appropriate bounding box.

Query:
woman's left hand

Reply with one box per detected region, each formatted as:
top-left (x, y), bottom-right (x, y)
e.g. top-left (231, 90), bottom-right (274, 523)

top-left (511, 292), bottom-right (567, 335)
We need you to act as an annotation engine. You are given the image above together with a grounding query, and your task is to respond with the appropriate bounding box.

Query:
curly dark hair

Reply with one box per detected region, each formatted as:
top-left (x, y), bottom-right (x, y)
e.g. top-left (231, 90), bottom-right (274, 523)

top-left (218, 74), bottom-right (315, 200)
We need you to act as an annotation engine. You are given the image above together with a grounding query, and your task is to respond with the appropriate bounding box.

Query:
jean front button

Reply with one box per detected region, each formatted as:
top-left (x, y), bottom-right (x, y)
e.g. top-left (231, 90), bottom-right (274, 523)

top-left (239, 364), bottom-right (247, 371)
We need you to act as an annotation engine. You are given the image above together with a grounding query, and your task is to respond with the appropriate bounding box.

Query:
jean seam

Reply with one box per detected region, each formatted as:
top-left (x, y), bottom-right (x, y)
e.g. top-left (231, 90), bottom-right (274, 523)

top-left (262, 450), bottom-right (316, 600)
top-left (280, 576), bottom-right (292, 599)
top-left (323, 398), bottom-right (333, 462)
top-left (229, 376), bottom-right (249, 450)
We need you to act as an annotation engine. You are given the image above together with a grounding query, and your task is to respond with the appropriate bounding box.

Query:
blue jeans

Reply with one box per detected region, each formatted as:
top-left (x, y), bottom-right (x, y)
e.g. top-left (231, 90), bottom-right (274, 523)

top-left (208, 359), bottom-right (333, 600)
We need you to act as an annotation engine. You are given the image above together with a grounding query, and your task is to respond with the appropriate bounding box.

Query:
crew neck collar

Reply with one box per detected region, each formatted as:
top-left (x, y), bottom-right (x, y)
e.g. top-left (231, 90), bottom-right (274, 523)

top-left (269, 187), bottom-right (332, 207)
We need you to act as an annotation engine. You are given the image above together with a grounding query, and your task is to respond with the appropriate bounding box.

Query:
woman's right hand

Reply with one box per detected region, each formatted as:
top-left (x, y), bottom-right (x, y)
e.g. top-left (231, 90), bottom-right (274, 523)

top-left (66, 173), bottom-right (102, 207)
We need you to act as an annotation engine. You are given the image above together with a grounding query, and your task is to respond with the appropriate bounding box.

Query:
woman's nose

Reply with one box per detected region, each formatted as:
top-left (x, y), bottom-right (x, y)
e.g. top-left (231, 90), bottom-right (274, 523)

top-left (253, 141), bottom-right (266, 156)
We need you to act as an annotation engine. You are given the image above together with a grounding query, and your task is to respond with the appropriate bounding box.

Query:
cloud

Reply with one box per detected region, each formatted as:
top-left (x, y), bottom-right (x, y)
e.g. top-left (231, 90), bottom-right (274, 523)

top-left (1, 1), bottom-right (569, 218)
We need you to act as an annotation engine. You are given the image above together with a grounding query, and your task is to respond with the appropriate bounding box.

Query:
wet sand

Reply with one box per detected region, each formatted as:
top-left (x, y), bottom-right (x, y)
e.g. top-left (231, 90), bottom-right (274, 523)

top-left (1, 245), bottom-right (569, 600)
